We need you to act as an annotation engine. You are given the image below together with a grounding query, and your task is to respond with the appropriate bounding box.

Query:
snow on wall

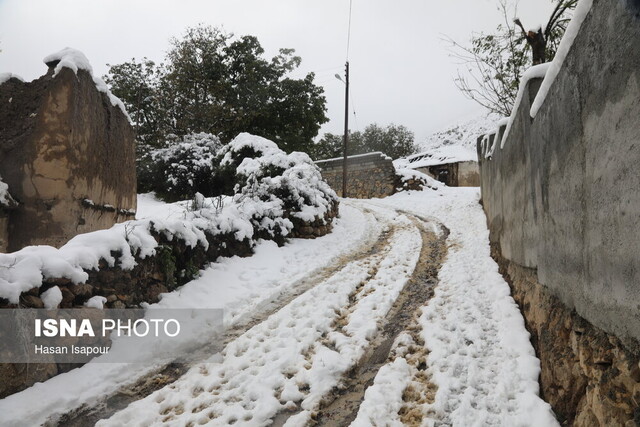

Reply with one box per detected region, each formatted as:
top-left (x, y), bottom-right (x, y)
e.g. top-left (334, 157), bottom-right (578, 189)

top-left (0, 73), bottom-right (24, 86)
top-left (530, 0), bottom-right (594, 118)
top-left (43, 47), bottom-right (131, 121)
top-left (484, 0), bottom-right (594, 152)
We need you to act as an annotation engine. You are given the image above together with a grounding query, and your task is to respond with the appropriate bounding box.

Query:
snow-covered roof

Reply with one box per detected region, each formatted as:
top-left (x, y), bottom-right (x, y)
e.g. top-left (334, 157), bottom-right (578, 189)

top-left (395, 112), bottom-right (500, 169)
top-left (404, 145), bottom-right (478, 169)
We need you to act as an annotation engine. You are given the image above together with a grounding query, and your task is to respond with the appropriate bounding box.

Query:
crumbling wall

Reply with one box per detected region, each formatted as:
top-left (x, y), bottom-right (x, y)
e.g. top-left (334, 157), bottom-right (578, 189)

top-left (478, 0), bottom-right (640, 424)
top-left (316, 152), bottom-right (397, 198)
top-left (0, 64), bottom-right (136, 252)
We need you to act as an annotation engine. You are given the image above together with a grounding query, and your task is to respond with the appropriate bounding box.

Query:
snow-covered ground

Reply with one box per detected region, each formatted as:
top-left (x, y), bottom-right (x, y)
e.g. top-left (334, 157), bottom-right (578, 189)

top-left (352, 188), bottom-right (558, 426)
top-left (0, 188), bottom-right (557, 426)
top-left (0, 195), bottom-right (382, 426)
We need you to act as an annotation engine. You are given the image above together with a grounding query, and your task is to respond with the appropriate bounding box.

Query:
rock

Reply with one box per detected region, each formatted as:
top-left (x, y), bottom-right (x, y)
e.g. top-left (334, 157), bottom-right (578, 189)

top-left (20, 294), bottom-right (44, 308)
top-left (69, 283), bottom-right (93, 297)
top-left (109, 300), bottom-right (126, 309)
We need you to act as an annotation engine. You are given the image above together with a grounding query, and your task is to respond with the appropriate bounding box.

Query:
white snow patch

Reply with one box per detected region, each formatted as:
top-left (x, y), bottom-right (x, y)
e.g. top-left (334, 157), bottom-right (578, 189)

top-left (351, 357), bottom-right (411, 427)
top-left (397, 112), bottom-right (500, 170)
top-left (501, 63), bottom-right (550, 148)
top-left (84, 295), bottom-right (107, 309)
top-left (41, 286), bottom-right (62, 309)
top-left (315, 151), bottom-right (392, 163)
top-left (0, 174), bottom-right (17, 208)
top-left (0, 73), bottom-right (24, 85)
top-left (0, 202), bottom-right (379, 427)
top-left (498, 0), bottom-right (593, 149)
top-left (95, 207), bottom-right (422, 426)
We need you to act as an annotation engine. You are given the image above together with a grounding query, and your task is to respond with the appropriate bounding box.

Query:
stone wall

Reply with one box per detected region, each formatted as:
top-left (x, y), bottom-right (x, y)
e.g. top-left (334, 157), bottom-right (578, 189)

top-left (0, 64), bottom-right (136, 252)
top-left (316, 152), bottom-right (396, 198)
top-left (478, 0), bottom-right (640, 424)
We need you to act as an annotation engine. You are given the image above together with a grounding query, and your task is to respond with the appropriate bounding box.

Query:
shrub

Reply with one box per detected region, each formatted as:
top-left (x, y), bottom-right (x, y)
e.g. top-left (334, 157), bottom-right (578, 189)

top-left (219, 133), bottom-right (338, 243)
top-left (139, 133), bottom-right (223, 202)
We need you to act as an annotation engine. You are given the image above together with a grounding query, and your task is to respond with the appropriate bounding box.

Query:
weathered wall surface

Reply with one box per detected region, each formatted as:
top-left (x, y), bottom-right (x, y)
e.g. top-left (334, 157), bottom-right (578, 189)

top-left (0, 66), bottom-right (136, 251)
top-left (316, 152), bottom-right (396, 198)
top-left (478, 0), bottom-right (640, 424)
top-left (415, 161), bottom-right (480, 187)
top-left (457, 161), bottom-right (480, 186)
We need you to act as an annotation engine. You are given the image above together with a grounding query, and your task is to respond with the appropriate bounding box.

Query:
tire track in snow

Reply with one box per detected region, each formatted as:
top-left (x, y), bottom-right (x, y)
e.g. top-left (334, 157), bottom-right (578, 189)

top-left (94, 206), bottom-right (422, 426)
top-left (309, 216), bottom-right (449, 427)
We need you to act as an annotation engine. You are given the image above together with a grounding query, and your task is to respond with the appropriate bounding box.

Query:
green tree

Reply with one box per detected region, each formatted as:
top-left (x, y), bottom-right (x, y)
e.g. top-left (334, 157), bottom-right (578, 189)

top-left (103, 58), bottom-right (170, 148)
top-left (313, 124), bottom-right (417, 160)
top-left (105, 25), bottom-right (328, 153)
top-left (446, 0), bottom-right (577, 116)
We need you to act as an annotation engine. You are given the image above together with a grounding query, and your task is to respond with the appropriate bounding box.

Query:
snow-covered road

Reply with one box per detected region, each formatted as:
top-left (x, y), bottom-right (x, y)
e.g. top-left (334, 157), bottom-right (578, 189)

top-left (0, 187), bottom-right (558, 426)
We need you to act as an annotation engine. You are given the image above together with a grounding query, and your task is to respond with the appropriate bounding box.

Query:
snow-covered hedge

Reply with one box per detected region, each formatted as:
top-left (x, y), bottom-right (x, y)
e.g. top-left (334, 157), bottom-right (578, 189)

top-left (138, 133), bottom-right (223, 201)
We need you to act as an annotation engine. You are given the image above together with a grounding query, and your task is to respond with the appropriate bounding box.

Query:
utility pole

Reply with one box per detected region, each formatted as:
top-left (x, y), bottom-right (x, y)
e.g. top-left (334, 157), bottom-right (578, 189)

top-left (342, 61), bottom-right (349, 198)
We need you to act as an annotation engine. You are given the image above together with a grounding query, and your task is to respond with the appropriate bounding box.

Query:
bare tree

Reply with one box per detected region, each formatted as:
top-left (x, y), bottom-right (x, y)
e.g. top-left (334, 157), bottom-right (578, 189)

top-left (446, 0), bottom-right (577, 117)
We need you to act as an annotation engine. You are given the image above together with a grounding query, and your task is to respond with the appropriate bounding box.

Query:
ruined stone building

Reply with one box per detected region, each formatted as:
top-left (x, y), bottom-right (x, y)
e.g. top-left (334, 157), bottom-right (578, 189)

top-left (0, 50), bottom-right (136, 252)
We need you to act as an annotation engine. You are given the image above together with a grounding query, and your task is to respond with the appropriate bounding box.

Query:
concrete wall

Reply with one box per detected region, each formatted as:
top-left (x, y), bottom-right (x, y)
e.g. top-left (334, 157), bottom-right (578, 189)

top-left (316, 152), bottom-right (396, 198)
top-left (0, 65), bottom-right (137, 251)
top-left (478, 0), bottom-right (640, 346)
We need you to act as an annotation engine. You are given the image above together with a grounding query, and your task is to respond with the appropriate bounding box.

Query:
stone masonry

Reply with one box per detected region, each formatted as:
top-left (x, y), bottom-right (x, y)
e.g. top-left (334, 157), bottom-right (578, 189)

top-left (316, 152), bottom-right (397, 198)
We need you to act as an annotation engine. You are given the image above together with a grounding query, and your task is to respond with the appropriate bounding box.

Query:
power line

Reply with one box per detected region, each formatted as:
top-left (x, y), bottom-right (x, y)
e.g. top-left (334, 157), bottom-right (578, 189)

top-left (346, 0), bottom-right (353, 60)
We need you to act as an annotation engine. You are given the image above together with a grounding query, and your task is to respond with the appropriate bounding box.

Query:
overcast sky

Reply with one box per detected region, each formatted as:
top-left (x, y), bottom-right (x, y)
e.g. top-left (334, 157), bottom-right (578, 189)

top-left (0, 0), bottom-right (555, 142)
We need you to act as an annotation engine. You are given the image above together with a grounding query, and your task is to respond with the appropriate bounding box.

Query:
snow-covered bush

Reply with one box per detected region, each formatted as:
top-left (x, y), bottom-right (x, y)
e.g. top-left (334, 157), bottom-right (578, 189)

top-left (219, 133), bottom-right (338, 243)
top-left (138, 133), bottom-right (223, 202)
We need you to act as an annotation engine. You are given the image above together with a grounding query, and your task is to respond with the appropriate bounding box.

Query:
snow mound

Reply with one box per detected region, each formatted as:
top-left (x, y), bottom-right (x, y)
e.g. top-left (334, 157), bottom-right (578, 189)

top-left (395, 167), bottom-right (443, 192)
top-left (0, 73), bottom-right (24, 86)
top-left (42, 47), bottom-right (131, 121)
